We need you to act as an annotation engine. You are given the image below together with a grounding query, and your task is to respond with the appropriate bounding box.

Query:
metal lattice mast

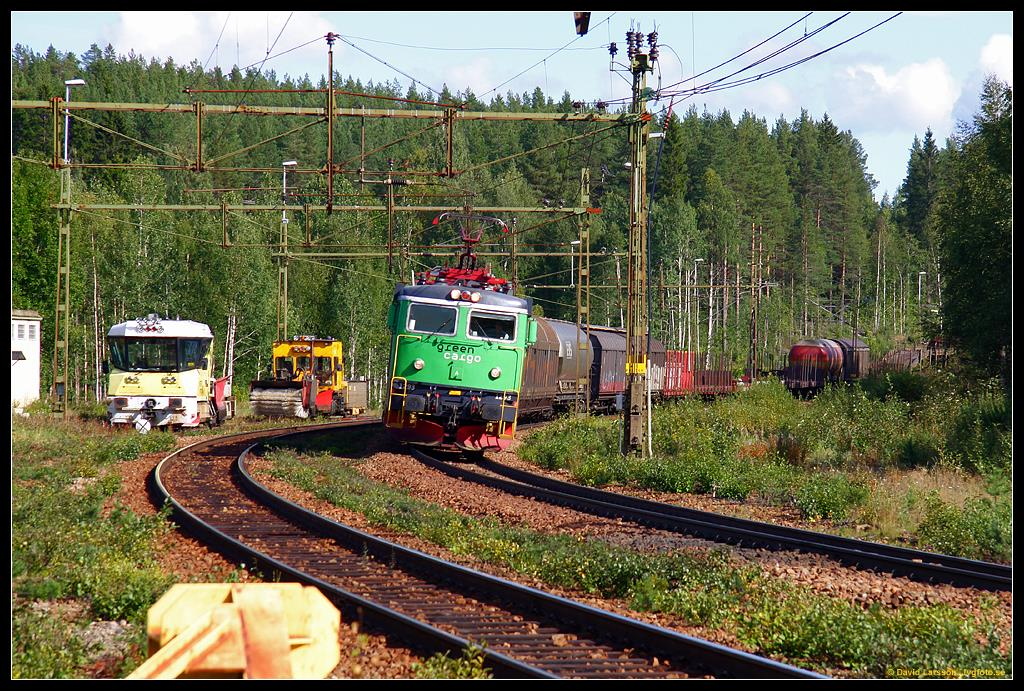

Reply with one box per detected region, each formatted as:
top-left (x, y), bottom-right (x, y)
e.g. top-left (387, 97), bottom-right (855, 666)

top-left (15, 42), bottom-right (633, 409)
top-left (51, 166), bottom-right (72, 418)
top-left (622, 33), bottom-right (654, 456)
top-left (575, 168), bottom-right (591, 415)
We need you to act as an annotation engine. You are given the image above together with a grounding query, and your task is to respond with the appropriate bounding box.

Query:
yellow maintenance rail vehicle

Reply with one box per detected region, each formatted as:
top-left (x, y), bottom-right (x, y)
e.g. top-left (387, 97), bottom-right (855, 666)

top-left (249, 336), bottom-right (368, 418)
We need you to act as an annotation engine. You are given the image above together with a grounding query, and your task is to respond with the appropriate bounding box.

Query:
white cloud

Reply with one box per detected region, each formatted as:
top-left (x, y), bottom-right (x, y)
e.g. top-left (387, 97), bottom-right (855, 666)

top-left (733, 82), bottom-right (797, 120)
top-left (979, 33), bottom-right (1012, 85)
top-left (109, 12), bottom-right (333, 76)
top-left (828, 58), bottom-right (959, 134)
top-left (951, 33), bottom-right (1013, 126)
top-left (444, 57), bottom-right (496, 97)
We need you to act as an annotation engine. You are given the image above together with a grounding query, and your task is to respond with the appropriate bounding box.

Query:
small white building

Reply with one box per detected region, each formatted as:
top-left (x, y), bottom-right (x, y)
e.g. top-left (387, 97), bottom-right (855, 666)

top-left (12, 309), bottom-right (43, 410)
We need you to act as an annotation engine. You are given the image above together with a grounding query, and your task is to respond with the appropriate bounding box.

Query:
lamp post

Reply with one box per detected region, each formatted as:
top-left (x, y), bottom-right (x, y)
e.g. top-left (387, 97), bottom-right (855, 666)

top-left (63, 78), bottom-right (86, 164)
top-left (570, 239), bottom-right (581, 287)
top-left (281, 160), bottom-right (298, 224)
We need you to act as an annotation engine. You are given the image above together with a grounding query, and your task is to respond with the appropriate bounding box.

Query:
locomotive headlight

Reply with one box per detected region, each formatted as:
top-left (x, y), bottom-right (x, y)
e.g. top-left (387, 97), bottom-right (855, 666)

top-left (413, 358), bottom-right (425, 370)
top-left (449, 289), bottom-right (461, 300)
top-left (470, 292), bottom-right (481, 303)
top-left (489, 367), bottom-right (502, 379)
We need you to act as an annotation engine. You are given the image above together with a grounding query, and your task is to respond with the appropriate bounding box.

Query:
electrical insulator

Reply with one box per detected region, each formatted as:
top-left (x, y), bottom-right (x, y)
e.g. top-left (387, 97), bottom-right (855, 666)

top-left (609, 42), bottom-right (618, 58)
top-left (647, 31), bottom-right (658, 49)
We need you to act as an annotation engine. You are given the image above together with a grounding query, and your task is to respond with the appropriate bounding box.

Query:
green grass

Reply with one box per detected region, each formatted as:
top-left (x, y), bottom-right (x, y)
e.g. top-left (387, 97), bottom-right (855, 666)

top-left (520, 404), bottom-right (869, 521)
top-left (411, 644), bottom-right (492, 679)
top-left (11, 602), bottom-right (97, 679)
top-left (11, 415), bottom-right (178, 678)
top-left (262, 447), bottom-right (1010, 678)
top-left (517, 375), bottom-right (1012, 559)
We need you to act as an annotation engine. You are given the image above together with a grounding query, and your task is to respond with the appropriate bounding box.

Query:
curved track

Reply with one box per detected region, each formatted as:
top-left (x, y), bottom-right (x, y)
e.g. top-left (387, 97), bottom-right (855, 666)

top-left (409, 449), bottom-right (1011, 592)
top-left (150, 421), bottom-right (823, 679)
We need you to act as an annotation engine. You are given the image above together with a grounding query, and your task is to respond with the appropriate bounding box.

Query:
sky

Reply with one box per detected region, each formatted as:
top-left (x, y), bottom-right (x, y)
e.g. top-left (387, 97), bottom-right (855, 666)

top-left (10, 10), bottom-right (1014, 202)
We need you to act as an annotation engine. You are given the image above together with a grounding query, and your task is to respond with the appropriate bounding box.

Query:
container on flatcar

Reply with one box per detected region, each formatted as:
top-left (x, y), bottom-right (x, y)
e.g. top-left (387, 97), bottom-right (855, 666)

top-left (104, 314), bottom-right (233, 432)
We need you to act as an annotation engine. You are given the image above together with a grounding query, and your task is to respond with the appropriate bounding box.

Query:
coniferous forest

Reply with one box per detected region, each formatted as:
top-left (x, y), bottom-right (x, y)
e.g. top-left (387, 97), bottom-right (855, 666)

top-left (11, 44), bottom-right (1012, 406)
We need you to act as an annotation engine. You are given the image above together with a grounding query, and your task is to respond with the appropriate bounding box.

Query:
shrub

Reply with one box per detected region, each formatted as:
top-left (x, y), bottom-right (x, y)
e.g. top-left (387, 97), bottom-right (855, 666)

top-left (915, 493), bottom-right (1012, 562)
top-left (895, 429), bottom-right (942, 469)
top-left (944, 395), bottom-right (1011, 474)
top-left (794, 473), bottom-right (868, 521)
top-left (860, 371), bottom-right (929, 404)
top-left (12, 602), bottom-right (95, 679)
top-left (793, 386), bottom-right (909, 469)
top-left (411, 644), bottom-right (492, 679)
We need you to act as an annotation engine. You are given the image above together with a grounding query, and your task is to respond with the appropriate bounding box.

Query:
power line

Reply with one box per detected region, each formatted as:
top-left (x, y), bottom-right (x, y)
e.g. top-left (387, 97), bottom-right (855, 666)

top-left (600, 11), bottom-right (843, 107)
top-left (338, 34), bottom-right (607, 52)
top-left (201, 13), bottom-right (233, 73)
top-left (205, 12), bottom-right (295, 156)
top-left (334, 34), bottom-right (446, 99)
top-left (233, 34), bottom-right (326, 75)
top-left (477, 12), bottom-right (616, 100)
top-left (669, 12), bottom-right (850, 95)
top-left (287, 253), bottom-right (395, 282)
top-left (658, 12), bottom-right (812, 93)
top-left (663, 12), bottom-right (901, 100)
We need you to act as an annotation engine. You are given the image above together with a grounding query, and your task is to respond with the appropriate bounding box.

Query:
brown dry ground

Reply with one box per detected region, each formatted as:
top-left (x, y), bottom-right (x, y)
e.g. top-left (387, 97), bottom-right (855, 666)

top-left (57, 422), bottom-right (1011, 678)
top-left (74, 433), bottom-right (425, 679)
top-left (250, 428), bottom-right (1011, 643)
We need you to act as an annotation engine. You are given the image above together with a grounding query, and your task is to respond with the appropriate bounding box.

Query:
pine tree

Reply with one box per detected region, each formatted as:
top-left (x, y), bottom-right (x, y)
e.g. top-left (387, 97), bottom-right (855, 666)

top-left (937, 77), bottom-right (1012, 382)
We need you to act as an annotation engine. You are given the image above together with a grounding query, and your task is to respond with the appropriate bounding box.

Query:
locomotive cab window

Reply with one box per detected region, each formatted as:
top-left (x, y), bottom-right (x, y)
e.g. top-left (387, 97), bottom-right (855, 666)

top-left (315, 356), bottom-right (333, 377)
top-left (108, 337), bottom-right (178, 372)
top-left (275, 357), bottom-right (294, 377)
top-left (178, 338), bottom-right (211, 370)
top-left (407, 303), bottom-right (457, 336)
top-left (468, 311), bottom-right (516, 341)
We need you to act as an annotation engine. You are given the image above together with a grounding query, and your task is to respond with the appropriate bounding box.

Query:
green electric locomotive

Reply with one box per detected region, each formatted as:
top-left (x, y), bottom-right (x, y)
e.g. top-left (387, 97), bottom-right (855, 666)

top-left (384, 213), bottom-right (537, 451)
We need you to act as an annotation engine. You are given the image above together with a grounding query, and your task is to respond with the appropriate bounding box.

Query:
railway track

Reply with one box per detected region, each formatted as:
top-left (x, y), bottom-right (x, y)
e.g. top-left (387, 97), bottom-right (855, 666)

top-left (151, 420), bottom-right (823, 679)
top-left (409, 448), bottom-right (1011, 592)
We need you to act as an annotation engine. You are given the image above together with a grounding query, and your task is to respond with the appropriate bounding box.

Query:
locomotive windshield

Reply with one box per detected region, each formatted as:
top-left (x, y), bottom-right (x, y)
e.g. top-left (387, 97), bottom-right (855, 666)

top-left (108, 337), bottom-right (211, 372)
top-left (407, 303), bottom-right (457, 336)
top-left (468, 311), bottom-right (516, 341)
